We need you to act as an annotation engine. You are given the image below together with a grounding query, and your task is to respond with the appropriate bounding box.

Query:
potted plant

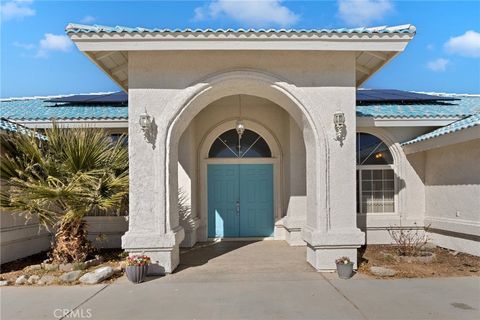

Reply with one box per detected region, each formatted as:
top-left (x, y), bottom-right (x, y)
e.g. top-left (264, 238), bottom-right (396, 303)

top-left (335, 256), bottom-right (354, 279)
top-left (125, 255), bottom-right (151, 284)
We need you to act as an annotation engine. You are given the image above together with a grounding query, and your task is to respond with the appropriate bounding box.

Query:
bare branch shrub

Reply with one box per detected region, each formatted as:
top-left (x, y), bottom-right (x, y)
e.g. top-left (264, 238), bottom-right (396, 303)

top-left (387, 223), bottom-right (431, 256)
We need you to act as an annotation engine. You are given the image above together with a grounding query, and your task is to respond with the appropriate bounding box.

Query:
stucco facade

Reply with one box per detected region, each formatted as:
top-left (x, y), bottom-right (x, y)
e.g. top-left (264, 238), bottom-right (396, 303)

top-left (64, 24), bottom-right (421, 273)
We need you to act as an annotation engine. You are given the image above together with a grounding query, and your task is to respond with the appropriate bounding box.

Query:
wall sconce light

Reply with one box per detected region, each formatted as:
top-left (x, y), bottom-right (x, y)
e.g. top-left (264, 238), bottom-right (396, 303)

top-left (333, 111), bottom-right (346, 145)
top-left (139, 110), bottom-right (151, 132)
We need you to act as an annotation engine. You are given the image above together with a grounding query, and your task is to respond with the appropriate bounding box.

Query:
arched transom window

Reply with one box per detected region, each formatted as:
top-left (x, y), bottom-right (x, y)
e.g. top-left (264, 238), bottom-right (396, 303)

top-left (356, 133), bottom-right (395, 214)
top-left (209, 129), bottom-right (272, 158)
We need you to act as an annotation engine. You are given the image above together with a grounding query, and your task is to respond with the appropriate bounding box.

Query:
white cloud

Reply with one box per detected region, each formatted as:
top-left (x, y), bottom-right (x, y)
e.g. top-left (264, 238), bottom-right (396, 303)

top-left (427, 44), bottom-right (435, 51)
top-left (13, 41), bottom-right (34, 50)
top-left (80, 15), bottom-right (95, 24)
top-left (193, 0), bottom-right (299, 28)
top-left (427, 58), bottom-right (449, 72)
top-left (444, 30), bottom-right (480, 58)
top-left (337, 0), bottom-right (393, 26)
top-left (36, 33), bottom-right (73, 58)
top-left (1, 0), bottom-right (35, 21)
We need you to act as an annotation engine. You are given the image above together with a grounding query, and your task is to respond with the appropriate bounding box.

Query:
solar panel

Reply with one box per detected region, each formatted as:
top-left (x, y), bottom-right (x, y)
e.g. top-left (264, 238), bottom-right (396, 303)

top-left (46, 92), bottom-right (128, 104)
top-left (357, 89), bottom-right (457, 102)
top-left (44, 89), bottom-right (456, 105)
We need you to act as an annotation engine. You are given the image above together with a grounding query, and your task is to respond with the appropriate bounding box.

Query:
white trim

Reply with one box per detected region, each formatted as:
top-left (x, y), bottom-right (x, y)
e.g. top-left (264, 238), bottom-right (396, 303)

top-left (425, 216), bottom-right (480, 236)
top-left (198, 119), bottom-right (283, 241)
top-left (356, 117), bottom-right (460, 127)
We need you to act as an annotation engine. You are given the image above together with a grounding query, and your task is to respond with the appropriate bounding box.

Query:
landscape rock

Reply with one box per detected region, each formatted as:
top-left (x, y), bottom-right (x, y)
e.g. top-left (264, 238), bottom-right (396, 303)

top-left (60, 270), bottom-right (83, 283)
top-left (84, 256), bottom-right (104, 268)
top-left (42, 263), bottom-right (59, 271)
top-left (15, 275), bottom-right (29, 285)
top-left (23, 264), bottom-right (42, 272)
top-left (38, 275), bottom-right (57, 285)
top-left (0, 280), bottom-right (10, 286)
top-left (79, 266), bottom-right (114, 284)
top-left (396, 252), bottom-right (436, 263)
top-left (421, 242), bottom-right (437, 251)
top-left (370, 266), bottom-right (397, 277)
top-left (59, 263), bottom-right (73, 272)
top-left (27, 275), bottom-right (40, 285)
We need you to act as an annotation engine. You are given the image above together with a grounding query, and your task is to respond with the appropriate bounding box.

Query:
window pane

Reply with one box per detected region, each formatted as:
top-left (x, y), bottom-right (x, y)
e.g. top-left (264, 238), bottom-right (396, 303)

top-left (362, 170), bottom-right (372, 180)
top-left (356, 133), bottom-right (393, 165)
top-left (357, 168), bottom-right (395, 214)
top-left (384, 180), bottom-right (395, 191)
top-left (384, 169), bottom-right (394, 179)
top-left (372, 170), bottom-right (382, 180)
top-left (209, 129), bottom-right (271, 158)
top-left (362, 180), bottom-right (372, 191)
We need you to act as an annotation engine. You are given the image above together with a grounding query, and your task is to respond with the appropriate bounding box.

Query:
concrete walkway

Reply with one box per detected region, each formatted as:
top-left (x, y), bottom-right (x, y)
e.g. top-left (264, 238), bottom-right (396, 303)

top-left (1, 241), bottom-right (480, 320)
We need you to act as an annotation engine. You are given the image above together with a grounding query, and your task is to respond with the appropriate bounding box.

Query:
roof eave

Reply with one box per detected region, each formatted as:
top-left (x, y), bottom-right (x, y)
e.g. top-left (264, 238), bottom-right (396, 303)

top-left (403, 126), bottom-right (480, 154)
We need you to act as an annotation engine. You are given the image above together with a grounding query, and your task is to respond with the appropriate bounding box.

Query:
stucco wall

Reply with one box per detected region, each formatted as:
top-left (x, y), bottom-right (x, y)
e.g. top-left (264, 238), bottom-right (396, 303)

top-left (0, 215), bottom-right (128, 263)
top-left (0, 213), bottom-right (51, 264)
top-left (424, 139), bottom-right (480, 255)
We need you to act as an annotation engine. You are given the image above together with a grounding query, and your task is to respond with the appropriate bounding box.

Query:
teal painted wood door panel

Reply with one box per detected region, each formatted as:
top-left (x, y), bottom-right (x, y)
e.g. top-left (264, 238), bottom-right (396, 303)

top-left (208, 164), bottom-right (240, 237)
top-left (208, 164), bottom-right (273, 238)
top-left (239, 164), bottom-right (274, 237)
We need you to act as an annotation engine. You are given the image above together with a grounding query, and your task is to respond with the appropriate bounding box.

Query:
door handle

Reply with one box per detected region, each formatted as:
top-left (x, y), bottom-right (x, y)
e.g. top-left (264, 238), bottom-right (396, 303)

top-left (236, 200), bottom-right (240, 215)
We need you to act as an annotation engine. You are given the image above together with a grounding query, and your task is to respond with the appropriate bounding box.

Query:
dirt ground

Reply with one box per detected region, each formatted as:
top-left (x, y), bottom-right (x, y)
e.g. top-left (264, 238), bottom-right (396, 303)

top-left (0, 249), bottom-right (124, 286)
top-left (358, 245), bottom-right (480, 278)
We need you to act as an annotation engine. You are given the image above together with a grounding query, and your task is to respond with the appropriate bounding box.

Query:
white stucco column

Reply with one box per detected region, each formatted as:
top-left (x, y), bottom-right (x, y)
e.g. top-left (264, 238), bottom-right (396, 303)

top-left (121, 90), bottom-right (184, 274)
top-left (301, 87), bottom-right (365, 271)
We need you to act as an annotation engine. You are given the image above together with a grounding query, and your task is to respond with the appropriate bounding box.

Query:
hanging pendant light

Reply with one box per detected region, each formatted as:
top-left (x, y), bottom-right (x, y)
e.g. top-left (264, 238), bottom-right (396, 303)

top-left (236, 95), bottom-right (245, 157)
top-left (235, 95), bottom-right (245, 139)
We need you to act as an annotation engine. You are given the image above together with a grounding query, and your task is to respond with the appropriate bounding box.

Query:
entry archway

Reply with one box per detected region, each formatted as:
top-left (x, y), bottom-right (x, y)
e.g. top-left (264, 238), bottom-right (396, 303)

top-left (165, 70), bottom-right (329, 252)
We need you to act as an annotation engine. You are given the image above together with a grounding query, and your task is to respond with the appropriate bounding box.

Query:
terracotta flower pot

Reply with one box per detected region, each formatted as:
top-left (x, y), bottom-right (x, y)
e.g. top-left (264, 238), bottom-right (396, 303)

top-left (126, 265), bottom-right (149, 284)
top-left (336, 262), bottom-right (354, 279)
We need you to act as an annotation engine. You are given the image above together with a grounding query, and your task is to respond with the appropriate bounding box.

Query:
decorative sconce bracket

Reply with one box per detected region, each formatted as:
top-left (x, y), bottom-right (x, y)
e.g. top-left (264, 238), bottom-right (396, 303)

top-left (333, 111), bottom-right (346, 146)
top-left (138, 109), bottom-right (157, 148)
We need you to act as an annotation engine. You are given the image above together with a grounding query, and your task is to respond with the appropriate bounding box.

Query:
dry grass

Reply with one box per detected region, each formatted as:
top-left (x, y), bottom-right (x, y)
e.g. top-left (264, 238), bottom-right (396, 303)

top-left (358, 245), bottom-right (480, 278)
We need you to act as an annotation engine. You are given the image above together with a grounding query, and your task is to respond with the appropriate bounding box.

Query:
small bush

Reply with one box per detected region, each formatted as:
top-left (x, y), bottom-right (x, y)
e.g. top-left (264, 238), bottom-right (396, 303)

top-left (387, 223), bottom-right (430, 256)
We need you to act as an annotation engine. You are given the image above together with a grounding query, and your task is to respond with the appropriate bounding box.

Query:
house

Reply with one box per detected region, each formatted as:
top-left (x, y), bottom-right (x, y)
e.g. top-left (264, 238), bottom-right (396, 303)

top-left (1, 23), bottom-right (478, 272)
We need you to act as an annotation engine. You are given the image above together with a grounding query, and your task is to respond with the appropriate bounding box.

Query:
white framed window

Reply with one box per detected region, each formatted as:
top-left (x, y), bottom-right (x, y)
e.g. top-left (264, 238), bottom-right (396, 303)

top-left (356, 133), bottom-right (395, 214)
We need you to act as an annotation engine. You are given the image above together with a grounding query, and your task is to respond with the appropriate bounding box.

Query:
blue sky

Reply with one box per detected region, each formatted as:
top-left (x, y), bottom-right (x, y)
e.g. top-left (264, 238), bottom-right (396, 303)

top-left (1, 0), bottom-right (479, 97)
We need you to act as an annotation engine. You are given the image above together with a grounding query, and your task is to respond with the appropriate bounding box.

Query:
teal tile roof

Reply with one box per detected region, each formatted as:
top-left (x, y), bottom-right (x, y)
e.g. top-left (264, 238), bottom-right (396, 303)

top-left (66, 24), bottom-right (416, 35)
top-left (402, 113), bottom-right (480, 145)
top-left (356, 95), bottom-right (480, 118)
top-left (0, 98), bottom-right (127, 121)
top-left (1, 93), bottom-right (478, 123)
top-left (0, 118), bottom-right (46, 139)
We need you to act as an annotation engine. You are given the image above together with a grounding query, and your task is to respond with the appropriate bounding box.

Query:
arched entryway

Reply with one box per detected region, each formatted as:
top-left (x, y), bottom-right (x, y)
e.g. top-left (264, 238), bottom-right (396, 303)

top-left (123, 69), bottom-right (364, 274)
top-left (164, 70), bottom-right (326, 270)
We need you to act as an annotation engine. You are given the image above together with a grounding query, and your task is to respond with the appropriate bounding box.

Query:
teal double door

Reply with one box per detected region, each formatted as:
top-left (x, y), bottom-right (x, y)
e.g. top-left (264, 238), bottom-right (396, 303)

top-left (208, 164), bottom-right (274, 238)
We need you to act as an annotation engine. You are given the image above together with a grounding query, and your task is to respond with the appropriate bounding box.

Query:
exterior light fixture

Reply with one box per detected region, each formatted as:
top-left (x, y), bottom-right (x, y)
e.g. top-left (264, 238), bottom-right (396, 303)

top-left (235, 119), bottom-right (245, 139)
top-left (139, 110), bottom-right (151, 131)
top-left (333, 111), bottom-right (346, 144)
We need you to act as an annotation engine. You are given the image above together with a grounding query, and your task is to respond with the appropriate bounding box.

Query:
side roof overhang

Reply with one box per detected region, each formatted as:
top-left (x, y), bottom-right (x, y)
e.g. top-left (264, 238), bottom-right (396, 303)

top-left (66, 24), bottom-right (416, 91)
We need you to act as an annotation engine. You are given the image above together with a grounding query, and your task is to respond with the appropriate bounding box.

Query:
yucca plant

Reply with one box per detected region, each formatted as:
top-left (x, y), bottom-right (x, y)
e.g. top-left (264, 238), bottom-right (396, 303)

top-left (0, 123), bottom-right (128, 263)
